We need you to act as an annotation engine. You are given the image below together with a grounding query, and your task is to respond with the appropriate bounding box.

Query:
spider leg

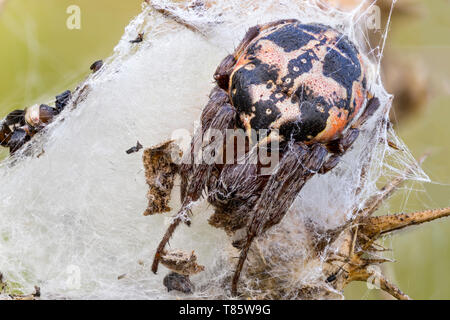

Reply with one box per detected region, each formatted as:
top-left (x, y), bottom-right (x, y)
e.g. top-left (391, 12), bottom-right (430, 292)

top-left (180, 87), bottom-right (236, 203)
top-left (231, 231), bottom-right (255, 296)
top-left (319, 154), bottom-right (341, 174)
top-left (337, 96), bottom-right (381, 153)
top-left (231, 142), bottom-right (328, 296)
top-left (352, 96), bottom-right (381, 129)
top-left (153, 87), bottom-right (236, 274)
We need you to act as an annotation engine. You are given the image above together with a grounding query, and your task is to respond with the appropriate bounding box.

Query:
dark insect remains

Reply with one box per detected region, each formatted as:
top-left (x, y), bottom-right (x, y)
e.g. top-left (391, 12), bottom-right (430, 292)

top-left (126, 141), bottom-right (143, 154)
top-left (0, 90), bottom-right (72, 154)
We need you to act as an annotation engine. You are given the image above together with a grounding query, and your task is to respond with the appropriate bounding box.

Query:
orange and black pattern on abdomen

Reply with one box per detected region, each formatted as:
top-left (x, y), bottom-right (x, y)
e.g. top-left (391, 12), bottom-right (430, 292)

top-left (230, 22), bottom-right (366, 143)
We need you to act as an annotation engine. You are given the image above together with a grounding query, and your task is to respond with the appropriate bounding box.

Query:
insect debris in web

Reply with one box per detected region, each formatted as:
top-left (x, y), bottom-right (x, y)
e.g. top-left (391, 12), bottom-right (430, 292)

top-left (130, 32), bottom-right (144, 44)
top-left (125, 141), bottom-right (143, 154)
top-left (90, 60), bottom-right (103, 73)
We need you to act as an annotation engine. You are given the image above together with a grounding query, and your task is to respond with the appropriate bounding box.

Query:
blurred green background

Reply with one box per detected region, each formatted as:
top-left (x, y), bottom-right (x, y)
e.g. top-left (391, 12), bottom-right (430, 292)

top-left (0, 0), bottom-right (448, 299)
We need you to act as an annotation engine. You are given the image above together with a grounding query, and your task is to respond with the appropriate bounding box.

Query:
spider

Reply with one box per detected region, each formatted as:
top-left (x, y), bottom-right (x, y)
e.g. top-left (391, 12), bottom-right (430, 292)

top-left (145, 19), bottom-right (380, 296)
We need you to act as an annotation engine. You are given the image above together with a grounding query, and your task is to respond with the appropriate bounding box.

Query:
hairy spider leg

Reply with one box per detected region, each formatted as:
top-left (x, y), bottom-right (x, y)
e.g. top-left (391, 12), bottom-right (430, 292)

top-left (152, 87), bottom-right (236, 274)
top-left (231, 142), bottom-right (328, 295)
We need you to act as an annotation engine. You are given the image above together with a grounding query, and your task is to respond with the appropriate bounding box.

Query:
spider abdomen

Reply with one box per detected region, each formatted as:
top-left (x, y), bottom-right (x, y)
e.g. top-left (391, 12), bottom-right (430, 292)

top-left (229, 21), bottom-right (367, 143)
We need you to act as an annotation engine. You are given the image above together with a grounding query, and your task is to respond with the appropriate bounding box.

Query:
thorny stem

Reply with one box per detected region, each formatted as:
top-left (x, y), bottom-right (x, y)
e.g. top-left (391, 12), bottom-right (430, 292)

top-left (250, 151), bottom-right (447, 300)
top-left (336, 205), bottom-right (449, 300)
top-left (314, 152), bottom-right (429, 253)
top-left (348, 267), bottom-right (411, 300)
top-left (362, 207), bottom-right (450, 237)
top-left (378, 276), bottom-right (411, 300)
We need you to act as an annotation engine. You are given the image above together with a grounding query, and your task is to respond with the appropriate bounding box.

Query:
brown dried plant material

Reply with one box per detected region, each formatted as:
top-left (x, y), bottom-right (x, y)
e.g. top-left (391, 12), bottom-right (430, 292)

top-left (142, 140), bottom-right (181, 216)
top-left (321, 207), bottom-right (450, 301)
top-left (160, 249), bottom-right (205, 275)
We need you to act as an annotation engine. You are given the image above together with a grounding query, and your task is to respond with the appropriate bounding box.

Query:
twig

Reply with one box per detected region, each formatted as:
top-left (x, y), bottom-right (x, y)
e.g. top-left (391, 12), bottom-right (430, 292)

top-left (378, 274), bottom-right (411, 300)
top-left (347, 266), bottom-right (411, 300)
top-left (362, 207), bottom-right (450, 237)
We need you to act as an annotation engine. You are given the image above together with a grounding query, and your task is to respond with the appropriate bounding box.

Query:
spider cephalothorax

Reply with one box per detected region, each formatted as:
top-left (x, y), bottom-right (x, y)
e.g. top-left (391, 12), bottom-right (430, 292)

top-left (144, 19), bottom-right (380, 296)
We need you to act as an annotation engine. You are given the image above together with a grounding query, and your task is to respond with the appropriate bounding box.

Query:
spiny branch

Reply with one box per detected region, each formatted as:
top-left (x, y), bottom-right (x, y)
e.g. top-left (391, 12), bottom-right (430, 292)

top-left (361, 207), bottom-right (450, 238)
top-left (345, 265), bottom-right (411, 300)
top-left (378, 274), bottom-right (412, 300)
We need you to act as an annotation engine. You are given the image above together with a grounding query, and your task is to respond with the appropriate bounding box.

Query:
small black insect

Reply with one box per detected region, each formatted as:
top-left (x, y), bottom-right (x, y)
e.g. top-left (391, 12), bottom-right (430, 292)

top-left (130, 32), bottom-right (144, 44)
top-left (55, 90), bottom-right (72, 112)
top-left (326, 274), bottom-right (337, 283)
top-left (126, 141), bottom-right (143, 154)
top-left (90, 60), bottom-right (103, 73)
top-left (163, 272), bottom-right (194, 294)
top-left (8, 128), bottom-right (29, 153)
